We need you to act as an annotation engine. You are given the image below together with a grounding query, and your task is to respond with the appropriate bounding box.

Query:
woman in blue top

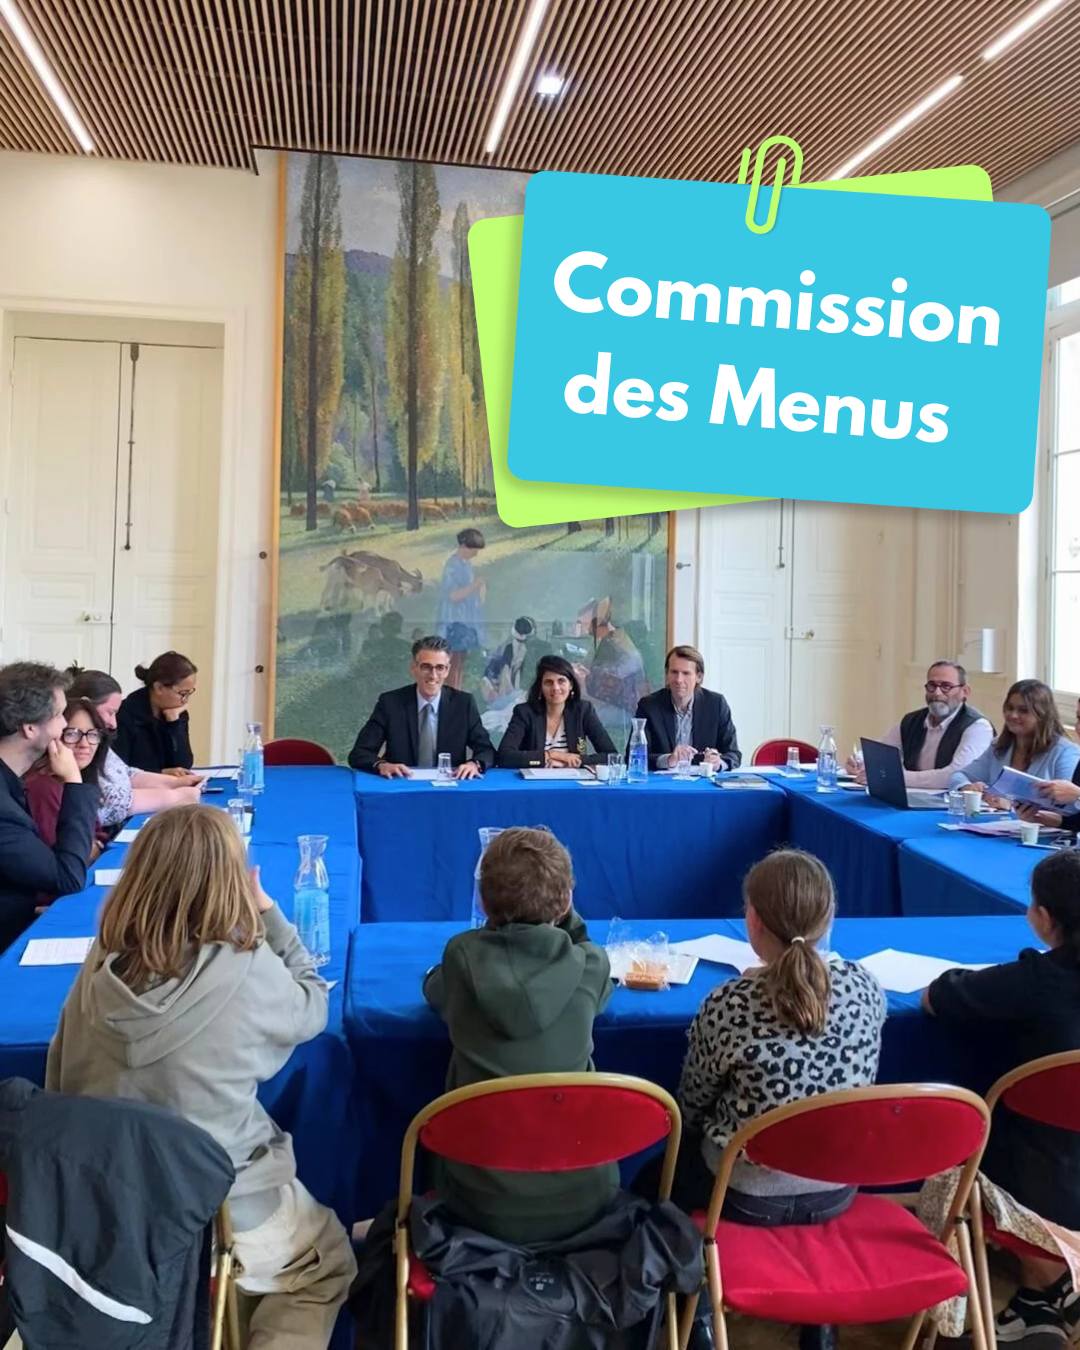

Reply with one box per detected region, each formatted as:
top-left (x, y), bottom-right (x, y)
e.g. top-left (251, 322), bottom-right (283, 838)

top-left (437, 527), bottom-right (486, 689)
top-left (949, 679), bottom-right (1080, 803)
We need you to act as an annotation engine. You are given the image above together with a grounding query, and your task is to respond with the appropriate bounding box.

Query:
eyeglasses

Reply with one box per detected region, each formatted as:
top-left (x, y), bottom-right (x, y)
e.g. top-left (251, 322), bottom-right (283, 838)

top-left (416, 663), bottom-right (450, 675)
top-left (925, 681), bottom-right (962, 693)
top-left (61, 727), bottom-right (103, 746)
top-left (171, 687), bottom-right (197, 701)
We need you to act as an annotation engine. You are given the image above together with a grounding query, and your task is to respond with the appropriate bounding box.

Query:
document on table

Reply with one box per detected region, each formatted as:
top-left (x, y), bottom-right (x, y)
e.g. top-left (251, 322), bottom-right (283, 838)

top-left (195, 765), bottom-right (240, 780)
top-left (986, 766), bottom-right (1055, 808)
top-left (519, 768), bottom-right (594, 781)
top-left (21, 937), bottom-right (95, 966)
top-left (857, 948), bottom-right (989, 994)
top-left (669, 934), bottom-right (759, 974)
top-left (115, 828), bottom-right (141, 843)
top-left (93, 869), bottom-right (124, 886)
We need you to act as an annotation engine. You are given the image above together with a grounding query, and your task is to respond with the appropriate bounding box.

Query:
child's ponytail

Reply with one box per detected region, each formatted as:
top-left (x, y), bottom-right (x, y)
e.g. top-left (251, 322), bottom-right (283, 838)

top-left (746, 849), bottom-right (836, 1036)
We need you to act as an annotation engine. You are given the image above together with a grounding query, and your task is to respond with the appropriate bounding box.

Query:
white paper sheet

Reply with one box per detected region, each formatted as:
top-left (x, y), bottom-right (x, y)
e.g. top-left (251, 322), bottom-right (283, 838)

top-left (20, 937), bottom-right (94, 966)
top-left (987, 766), bottom-right (1055, 808)
top-left (194, 765), bottom-right (240, 780)
top-left (857, 948), bottom-right (989, 994)
top-left (669, 934), bottom-right (759, 973)
top-left (607, 949), bottom-right (699, 986)
top-left (115, 828), bottom-right (140, 843)
top-left (519, 768), bottom-right (594, 781)
top-left (92, 868), bottom-right (124, 886)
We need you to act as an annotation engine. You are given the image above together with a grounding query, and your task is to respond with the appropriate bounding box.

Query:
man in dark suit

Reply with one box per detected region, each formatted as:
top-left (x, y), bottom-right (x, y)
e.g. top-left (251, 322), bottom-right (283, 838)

top-left (0, 662), bottom-right (99, 952)
top-left (632, 645), bottom-right (741, 772)
top-left (349, 635), bottom-right (495, 779)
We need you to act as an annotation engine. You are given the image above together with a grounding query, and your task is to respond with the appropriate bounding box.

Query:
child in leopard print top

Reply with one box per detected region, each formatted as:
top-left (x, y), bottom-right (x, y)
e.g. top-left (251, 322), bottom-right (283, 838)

top-left (673, 848), bottom-right (886, 1226)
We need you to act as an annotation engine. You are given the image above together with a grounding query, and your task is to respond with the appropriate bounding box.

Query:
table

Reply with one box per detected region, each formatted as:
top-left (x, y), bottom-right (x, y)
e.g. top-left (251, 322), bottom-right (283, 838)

top-left (344, 913), bottom-right (1034, 1213)
top-left (0, 767), bottom-right (363, 1226)
top-left (352, 769), bottom-right (787, 921)
top-left (897, 834), bottom-right (1040, 916)
top-left (773, 774), bottom-right (950, 917)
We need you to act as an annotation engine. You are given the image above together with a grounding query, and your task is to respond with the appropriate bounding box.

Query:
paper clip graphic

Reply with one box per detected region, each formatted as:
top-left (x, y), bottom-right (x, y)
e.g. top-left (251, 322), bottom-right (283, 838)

top-left (737, 136), bottom-right (804, 235)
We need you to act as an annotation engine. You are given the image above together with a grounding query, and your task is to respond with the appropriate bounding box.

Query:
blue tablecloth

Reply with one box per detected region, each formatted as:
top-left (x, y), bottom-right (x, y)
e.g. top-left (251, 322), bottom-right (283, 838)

top-left (898, 834), bottom-right (1040, 916)
top-left (344, 913), bottom-right (1033, 1213)
top-left (774, 775), bottom-right (949, 917)
top-left (353, 768), bottom-right (786, 921)
top-left (0, 766), bottom-right (363, 1227)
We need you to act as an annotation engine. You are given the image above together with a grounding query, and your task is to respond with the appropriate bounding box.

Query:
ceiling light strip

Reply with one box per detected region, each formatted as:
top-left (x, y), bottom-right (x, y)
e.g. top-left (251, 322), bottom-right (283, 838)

top-left (484, 0), bottom-right (551, 155)
top-left (0, 0), bottom-right (92, 150)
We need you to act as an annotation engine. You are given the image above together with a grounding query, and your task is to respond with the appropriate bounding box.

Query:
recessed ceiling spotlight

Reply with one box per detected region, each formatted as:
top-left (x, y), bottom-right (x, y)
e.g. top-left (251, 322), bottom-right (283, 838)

top-left (537, 74), bottom-right (565, 97)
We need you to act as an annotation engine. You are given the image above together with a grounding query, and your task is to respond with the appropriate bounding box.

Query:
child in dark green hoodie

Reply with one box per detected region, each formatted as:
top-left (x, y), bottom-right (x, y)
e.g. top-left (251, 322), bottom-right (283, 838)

top-left (423, 826), bottom-right (615, 1244)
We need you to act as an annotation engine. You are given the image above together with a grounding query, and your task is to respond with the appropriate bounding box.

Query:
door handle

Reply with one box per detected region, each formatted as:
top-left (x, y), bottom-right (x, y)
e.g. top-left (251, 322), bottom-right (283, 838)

top-left (80, 612), bottom-right (108, 624)
top-left (675, 561), bottom-right (692, 570)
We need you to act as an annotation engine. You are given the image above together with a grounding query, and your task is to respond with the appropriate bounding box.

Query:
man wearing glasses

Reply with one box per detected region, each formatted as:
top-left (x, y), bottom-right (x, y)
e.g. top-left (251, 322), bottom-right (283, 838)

top-left (848, 660), bottom-right (993, 790)
top-left (348, 635), bottom-right (494, 779)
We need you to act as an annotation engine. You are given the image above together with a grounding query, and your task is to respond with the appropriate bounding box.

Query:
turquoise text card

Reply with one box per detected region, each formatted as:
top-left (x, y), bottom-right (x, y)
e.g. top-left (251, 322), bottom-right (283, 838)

top-left (507, 171), bottom-right (1050, 514)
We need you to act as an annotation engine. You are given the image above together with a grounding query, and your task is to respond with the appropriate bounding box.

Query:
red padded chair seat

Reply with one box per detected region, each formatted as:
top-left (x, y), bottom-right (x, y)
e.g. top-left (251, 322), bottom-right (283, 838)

top-left (407, 1256), bottom-right (436, 1301)
top-left (699, 1194), bottom-right (968, 1324)
top-left (983, 1212), bottom-right (1058, 1264)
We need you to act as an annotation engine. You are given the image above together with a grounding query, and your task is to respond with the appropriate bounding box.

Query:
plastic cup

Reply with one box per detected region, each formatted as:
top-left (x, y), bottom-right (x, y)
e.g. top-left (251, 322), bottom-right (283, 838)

top-left (962, 790), bottom-right (983, 818)
top-left (437, 752), bottom-right (453, 781)
top-left (1019, 820), bottom-right (1040, 846)
top-left (786, 747), bottom-right (801, 775)
top-left (947, 790), bottom-right (966, 817)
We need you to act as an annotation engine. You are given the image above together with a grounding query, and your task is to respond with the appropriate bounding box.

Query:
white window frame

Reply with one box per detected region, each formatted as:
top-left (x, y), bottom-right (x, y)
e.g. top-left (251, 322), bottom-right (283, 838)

top-left (1043, 283), bottom-right (1080, 723)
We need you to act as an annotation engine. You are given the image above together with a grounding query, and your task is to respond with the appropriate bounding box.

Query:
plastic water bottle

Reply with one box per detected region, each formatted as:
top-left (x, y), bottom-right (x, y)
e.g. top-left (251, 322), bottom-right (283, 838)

top-left (294, 833), bottom-right (330, 967)
top-left (471, 827), bottom-right (503, 928)
top-left (628, 717), bottom-right (649, 784)
top-left (816, 725), bottom-right (839, 794)
top-left (240, 722), bottom-right (265, 795)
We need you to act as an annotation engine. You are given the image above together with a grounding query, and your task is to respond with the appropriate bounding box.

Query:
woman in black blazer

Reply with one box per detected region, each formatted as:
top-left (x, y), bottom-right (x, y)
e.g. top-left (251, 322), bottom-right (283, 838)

top-left (114, 652), bottom-right (197, 775)
top-left (498, 655), bottom-right (617, 768)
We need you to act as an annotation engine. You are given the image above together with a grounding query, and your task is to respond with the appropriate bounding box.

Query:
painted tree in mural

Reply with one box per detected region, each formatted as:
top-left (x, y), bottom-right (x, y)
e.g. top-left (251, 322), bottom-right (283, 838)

top-left (342, 269), bottom-right (382, 490)
top-left (289, 154), bottom-right (345, 531)
top-left (448, 200), bottom-right (485, 511)
top-left (386, 161), bottom-right (443, 530)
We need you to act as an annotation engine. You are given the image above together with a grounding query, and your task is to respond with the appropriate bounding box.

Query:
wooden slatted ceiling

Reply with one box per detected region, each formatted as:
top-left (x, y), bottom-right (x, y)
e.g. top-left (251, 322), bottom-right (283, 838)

top-left (0, 0), bottom-right (1077, 189)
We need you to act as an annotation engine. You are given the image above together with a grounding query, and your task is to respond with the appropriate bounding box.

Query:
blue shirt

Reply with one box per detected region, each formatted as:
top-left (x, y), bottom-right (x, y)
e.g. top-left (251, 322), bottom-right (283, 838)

top-left (949, 735), bottom-right (1080, 796)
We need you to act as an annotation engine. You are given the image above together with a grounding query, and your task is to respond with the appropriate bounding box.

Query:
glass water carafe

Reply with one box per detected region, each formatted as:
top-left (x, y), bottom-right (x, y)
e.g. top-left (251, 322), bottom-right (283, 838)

top-left (294, 833), bottom-right (330, 967)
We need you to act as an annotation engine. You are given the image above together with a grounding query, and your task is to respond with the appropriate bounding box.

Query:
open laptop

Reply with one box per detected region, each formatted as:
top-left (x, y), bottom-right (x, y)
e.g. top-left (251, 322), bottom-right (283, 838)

top-left (860, 738), bottom-right (946, 810)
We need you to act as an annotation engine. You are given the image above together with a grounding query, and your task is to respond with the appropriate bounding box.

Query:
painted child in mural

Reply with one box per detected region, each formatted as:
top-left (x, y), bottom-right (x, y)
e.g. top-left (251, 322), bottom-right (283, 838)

top-left (482, 617), bottom-right (551, 704)
top-left (437, 527), bottom-right (487, 689)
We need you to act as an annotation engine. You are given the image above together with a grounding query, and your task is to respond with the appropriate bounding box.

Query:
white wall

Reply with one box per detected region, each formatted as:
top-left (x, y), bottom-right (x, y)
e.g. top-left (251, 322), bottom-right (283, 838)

top-left (0, 148), bottom-right (279, 759)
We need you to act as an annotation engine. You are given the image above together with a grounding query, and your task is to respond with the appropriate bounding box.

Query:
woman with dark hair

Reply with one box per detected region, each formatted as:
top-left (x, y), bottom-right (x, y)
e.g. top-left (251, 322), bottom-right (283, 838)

top-left (949, 678), bottom-right (1079, 802)
top-left (497, 654), bottom-right (617, 768)
top-left (114, 652), bottom-right (198, 774)
top-left (24, 698), bottom-right (111, 862)
top-left (68, 668), bottom-right (201, 825)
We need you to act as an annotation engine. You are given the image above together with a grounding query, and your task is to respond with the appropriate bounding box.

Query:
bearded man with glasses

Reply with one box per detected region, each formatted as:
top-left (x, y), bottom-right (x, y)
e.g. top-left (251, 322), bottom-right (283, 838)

top-left (847, 660), bottom-right (994, 790)
top-left (348, 635), bottom-right (494, 779)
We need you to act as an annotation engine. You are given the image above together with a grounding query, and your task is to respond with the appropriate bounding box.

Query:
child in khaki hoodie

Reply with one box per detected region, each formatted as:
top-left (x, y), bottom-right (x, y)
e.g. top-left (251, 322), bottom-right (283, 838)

top-left (46, 804), bottom-right (356, 1350)
top-left (423, 826), bottom-right (614, 1244)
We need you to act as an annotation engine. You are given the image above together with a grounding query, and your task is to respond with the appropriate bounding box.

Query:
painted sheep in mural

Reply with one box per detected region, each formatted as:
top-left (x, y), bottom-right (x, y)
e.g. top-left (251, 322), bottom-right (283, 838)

top-left (319, 551), bottom-right (423, 617)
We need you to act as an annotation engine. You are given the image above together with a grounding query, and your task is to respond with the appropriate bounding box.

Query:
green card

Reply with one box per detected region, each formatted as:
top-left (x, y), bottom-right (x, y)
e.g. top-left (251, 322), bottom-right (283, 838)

top-left (470, 165), bottom-right (992, 527)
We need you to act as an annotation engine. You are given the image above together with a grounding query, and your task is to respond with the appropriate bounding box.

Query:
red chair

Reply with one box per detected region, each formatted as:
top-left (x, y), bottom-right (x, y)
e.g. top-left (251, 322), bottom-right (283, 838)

top-left (394, 1073), bottom-right (683, 1350)
top-left (751, 738), bottom-right (817, 766)
top-left (262, 737), bottom-right (335, 767)
top-left (967, 1051), bottom-right (1080, 1346)
top-left (680, 1084), bottom-right (991, 1350)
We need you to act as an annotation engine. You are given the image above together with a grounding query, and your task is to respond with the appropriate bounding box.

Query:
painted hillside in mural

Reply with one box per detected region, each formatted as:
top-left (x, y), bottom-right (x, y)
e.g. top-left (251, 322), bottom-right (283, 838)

top-left (276, 153), bottom-right (669, 763)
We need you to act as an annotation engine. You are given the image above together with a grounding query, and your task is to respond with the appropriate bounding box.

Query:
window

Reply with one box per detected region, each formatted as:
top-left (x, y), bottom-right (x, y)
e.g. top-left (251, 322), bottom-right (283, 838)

top-left (1047, 280), bottom-right (1080, 697)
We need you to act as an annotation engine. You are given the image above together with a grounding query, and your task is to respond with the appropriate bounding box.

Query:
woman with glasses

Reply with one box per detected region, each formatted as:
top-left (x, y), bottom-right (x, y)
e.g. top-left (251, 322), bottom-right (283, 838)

top-left (949, 679), bottom-right (1080, 806)
top-left (67, 668), bottom-right (202, 827)
top-left (114, 652), bottom-right (198, 775)
top-left (24, 698), bottom-right (110, 864)
top-left (497, 654), bottom-right (617, 768)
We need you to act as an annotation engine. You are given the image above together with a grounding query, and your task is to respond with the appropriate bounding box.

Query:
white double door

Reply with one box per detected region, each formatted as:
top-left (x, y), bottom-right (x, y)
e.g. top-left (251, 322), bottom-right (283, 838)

top-left (2, 336), bottom-right (221, 762)
top-left (686, 499), bottom-right (915, 760)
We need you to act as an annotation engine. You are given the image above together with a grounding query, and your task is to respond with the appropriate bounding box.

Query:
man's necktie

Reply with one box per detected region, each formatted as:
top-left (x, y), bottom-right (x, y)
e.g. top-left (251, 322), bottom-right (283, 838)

top-left (418, 701), bottom-right (436, 768)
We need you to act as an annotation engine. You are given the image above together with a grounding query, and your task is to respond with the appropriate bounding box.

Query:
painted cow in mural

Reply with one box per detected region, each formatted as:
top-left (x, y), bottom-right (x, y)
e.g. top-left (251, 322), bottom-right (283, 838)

top-left (319, 552), bottom-right (423, 617)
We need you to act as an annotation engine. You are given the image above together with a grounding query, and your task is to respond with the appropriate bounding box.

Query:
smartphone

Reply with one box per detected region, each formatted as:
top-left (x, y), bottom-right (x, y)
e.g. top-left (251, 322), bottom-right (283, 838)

top-left (202, 786), bottom-right (225, 795)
